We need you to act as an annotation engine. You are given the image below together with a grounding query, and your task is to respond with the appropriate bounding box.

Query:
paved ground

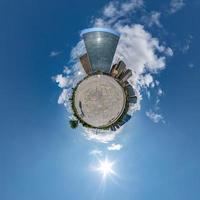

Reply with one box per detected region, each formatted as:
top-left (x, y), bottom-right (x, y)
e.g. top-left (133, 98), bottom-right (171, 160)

top-left (74, 74), bottom-right (126, 127)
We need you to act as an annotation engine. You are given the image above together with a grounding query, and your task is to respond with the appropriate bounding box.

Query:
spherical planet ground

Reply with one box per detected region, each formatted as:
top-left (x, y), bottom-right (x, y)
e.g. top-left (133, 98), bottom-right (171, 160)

top-left (73, 74), bottom-right (126, 128)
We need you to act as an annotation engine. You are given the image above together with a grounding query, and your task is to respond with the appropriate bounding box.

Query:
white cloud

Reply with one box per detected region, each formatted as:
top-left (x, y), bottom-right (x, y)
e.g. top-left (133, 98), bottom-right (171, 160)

top-left (52, 74), bottom-right (73, 88)
top-left (103, 2), bottom-right (118, 18)
top-left (57, 89), bottom-right (73, 110)
top-left (113, 24), bottom-right (172, 89)
top-left (165, 47), bottom-right (173, 56)
top-left (150, 12), bottom-right (161, 27)
top-left (121, 0), bottom-right (143, 13)
top-left (170, 0), bottom-right (185, 14)
top-left (139, 74), bottom-right (154, 88)
top-left (107, 143), bottom-right (123, 151)
top-left (63, 66), bottom-right (72, 75)
top-left (49, 50), bottom-right (61, 57)
top-left (84, 127), bottom-right (123, 143)
top-left (94, 0), bottom-right (144, 27)
top-left (146, 110), bottom-right (165, 123)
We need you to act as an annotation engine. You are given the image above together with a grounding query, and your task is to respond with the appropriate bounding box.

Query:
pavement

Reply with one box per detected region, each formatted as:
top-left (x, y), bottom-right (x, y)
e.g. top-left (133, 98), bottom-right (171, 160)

top-left (74, 74), bottom-right (126, 127)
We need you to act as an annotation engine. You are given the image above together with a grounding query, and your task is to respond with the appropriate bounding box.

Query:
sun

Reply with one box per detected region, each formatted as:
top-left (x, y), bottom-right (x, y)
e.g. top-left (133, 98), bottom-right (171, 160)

top-left (96, 158), bottom-right (115, 179)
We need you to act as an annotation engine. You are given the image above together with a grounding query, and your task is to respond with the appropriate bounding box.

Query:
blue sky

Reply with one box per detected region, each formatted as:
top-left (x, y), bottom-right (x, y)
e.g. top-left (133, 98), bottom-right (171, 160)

top-left (1, 0), bottom-right (200, 200)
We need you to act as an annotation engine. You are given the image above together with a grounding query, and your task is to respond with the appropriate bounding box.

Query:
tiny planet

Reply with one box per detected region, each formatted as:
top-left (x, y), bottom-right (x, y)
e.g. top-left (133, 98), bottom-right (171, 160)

top-left (69, 28), bottom-right (137, 130)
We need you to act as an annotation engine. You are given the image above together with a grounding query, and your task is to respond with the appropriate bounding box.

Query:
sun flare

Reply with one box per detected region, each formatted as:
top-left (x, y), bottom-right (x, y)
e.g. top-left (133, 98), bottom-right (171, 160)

top-left (97, 158), bottom-right (115, 178)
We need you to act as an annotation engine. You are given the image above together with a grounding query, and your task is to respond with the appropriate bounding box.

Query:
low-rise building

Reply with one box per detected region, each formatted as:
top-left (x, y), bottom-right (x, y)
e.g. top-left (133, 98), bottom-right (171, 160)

top-left (79, 53), bottom-right (92, 75)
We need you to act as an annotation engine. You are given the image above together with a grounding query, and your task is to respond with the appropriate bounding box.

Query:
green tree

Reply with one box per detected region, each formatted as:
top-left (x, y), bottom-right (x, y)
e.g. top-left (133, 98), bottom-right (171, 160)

top-left (69, 120), bottom-right (78, 129)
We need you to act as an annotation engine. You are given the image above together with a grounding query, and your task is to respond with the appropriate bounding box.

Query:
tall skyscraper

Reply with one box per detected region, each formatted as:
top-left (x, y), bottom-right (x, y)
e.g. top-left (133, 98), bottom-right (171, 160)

top-left (81, 28), bottom-right (120, 73)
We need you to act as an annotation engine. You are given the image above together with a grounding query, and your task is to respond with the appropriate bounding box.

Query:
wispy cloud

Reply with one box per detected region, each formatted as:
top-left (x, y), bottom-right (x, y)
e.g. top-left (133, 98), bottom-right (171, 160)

top-left (169, 0), bottom-right (185, 14)
top-left (63, 66), bottom-right (72, 75)
top-left (188, 63), bottom-right (194, 68)
top-left (181, 35), bottom-right (193, 54)
top-left (49, 50), bottom-right (61, 57)
top-left (146, 110), bottom-right (165, 123)
top-left (157, 88), bottom-right (163, 96)
top-left (107, 143), bottom-right (123, 151)
top-left (141, 11), bottom-right (162, 27)
top-left (89, 149), bottom-right (103, 157)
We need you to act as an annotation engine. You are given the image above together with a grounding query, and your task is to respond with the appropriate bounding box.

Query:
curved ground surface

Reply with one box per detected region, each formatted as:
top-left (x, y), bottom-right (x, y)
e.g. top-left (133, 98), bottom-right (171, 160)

top-left (74, 74), bottom-right (126, 127)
